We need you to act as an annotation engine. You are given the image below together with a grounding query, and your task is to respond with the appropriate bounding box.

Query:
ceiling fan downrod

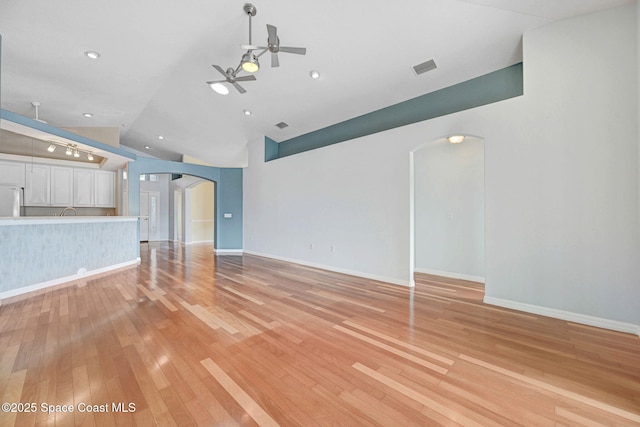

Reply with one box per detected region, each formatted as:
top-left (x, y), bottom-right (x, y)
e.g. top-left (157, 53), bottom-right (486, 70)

top-left (244, 3), bottom-right (257, 46)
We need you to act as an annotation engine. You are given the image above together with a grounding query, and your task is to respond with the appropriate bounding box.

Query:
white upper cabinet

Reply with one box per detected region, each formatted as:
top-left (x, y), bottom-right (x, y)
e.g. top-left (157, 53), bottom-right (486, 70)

top-left (0, 160), bottom-right (26, 187)
top-left (50, 166), bottom-right (74, 207)
top-left (95, 170), bottom-right (116, 207)
top-left (20, 161), bottom-right (116, 208)
top-left (25, 164), bottom-right (51, 206)
top-left (73, 169), bottom-right (95, 207)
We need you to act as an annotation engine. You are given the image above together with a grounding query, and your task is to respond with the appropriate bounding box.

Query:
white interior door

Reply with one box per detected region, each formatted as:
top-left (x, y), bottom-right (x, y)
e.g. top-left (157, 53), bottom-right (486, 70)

top-left (140, 192), bottom-right (149, 241)
top-left (140, 191), bottom-right (160, 242)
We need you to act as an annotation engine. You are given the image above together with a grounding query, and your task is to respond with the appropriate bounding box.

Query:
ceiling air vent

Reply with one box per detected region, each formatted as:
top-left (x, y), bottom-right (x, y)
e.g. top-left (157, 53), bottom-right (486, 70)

top-left (412, 59), bottom-right (437, 76)
top-left (275, 121), bottom-right (289, 129)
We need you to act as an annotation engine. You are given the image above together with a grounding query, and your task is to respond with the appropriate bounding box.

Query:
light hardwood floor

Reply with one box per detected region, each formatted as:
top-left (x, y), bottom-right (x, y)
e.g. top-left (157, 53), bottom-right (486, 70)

top-left (1, 242), bottom-right (639, 426)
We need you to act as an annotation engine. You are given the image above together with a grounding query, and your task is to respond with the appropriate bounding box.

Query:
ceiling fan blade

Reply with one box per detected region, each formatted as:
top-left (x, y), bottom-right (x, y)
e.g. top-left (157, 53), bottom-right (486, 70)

top-left (235, 75), bottom-right (257, 82)
top-left (206, 80), bottom-right (226, 85)
top-left (212, 64), bottom-right (228, 77)
top-left (241, 44), bottom-right (263, 50)
top-left (232, 82), bottom-right (247, 94)
top-left (279, 46), bottom-right (306, 55)
top-left (266, 24), bottom-right (278, 45)
top-left (271, 52), bottom-right (280, 68)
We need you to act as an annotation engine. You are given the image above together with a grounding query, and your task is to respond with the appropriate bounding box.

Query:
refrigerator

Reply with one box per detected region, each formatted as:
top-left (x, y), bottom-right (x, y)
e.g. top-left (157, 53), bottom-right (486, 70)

top-left (0, 184), bottom-right (24, 217)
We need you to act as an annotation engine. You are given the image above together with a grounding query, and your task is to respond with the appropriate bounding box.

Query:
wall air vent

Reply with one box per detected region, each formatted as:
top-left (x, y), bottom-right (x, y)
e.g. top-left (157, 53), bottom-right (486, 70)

top-left (412, 59), bottom-right (437, 76)
top-left (275, 121), bottom-right (289, 129)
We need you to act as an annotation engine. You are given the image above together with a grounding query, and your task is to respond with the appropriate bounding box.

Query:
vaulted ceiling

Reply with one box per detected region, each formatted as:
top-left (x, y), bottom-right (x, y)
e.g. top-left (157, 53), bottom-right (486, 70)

top-left (0, 0), bottom-right (632, 167)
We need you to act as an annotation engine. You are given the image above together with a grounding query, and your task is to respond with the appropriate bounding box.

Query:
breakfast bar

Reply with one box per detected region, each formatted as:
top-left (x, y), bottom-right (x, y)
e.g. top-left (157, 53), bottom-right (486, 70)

top-left (0, 216), bottom-right (139, 301)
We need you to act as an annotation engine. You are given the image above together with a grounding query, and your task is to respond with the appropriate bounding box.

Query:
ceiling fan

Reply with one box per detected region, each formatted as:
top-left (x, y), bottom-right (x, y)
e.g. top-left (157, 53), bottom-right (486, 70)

top-left (240, 3), bottom-right (307, 71)
top-left (206, 65), bottom-right (256, 95)
top-left (206, 3), bottom-right (307, 95)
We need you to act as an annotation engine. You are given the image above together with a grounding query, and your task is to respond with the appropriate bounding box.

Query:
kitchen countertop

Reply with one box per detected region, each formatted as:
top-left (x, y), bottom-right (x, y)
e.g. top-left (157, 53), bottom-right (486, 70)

top-left (0, 216), bottom-right (140, 225)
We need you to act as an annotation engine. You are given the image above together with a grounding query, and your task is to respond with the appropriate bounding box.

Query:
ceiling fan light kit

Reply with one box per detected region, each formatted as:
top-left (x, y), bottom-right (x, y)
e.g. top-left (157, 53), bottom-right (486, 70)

top-left (240, 52), bottom-right (260, 73)
top-left (206, 3), bottom-right (307, 95)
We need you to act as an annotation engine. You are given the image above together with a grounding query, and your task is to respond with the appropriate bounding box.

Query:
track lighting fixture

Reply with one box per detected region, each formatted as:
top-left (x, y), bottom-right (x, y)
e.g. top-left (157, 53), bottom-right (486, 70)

top-left (49, 142), bottom-right (96, 160)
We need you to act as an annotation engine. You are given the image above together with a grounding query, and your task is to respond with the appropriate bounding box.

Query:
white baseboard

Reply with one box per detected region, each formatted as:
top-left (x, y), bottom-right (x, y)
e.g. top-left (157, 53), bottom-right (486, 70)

top-left (0, 258), bottom-right (140, 303)
top-left (414, 267), bottom-right (485, 284)
top-left (186, 240), bottom-right (214, 245)
top-left (243, 250), bottom-right (412, 287)
top-left (484, 296), bottom-right (640, 336)
top-left (214, 249), bottom-right (244, 256)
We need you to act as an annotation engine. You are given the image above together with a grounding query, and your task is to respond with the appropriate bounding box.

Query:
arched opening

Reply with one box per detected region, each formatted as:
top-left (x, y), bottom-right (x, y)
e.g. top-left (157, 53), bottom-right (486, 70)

top-left (409, 135), bottom-right (485, 286)
top-left (171, 175), bottom-right (215, 245)
top-left (134, 173), bottom-right (216, 246)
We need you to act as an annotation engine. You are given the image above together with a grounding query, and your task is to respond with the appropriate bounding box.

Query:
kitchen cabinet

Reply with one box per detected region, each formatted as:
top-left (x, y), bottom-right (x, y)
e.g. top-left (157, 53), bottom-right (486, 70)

top-left (25, 165), bottom-right (74, 207)
top-left (50, 166), bottom-right (74, 206)
top-left (73, 169), bottom-right (95, 207)
top-left (25, 164), bottom-right (51, 206)
top-left (0, 160), bottom-right (26, 187)
top-left (20, 161), bottom-right (115, 208)
top-left (95, 170), bottom-right (116, 207)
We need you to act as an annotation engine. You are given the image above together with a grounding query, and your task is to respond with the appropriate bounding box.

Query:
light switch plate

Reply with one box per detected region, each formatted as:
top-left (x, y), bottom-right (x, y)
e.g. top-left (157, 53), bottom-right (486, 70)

top-left (224, 213), bottom-right (232, 218)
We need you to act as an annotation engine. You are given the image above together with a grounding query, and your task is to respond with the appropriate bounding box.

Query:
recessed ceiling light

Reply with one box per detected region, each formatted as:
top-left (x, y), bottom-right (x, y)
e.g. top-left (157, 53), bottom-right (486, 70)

top-left (209, 82), bottom-right (229, 95)
top-left (144, 145), bottom-right (151, 150)
top-left (158, 135), bottom-right (165, 140)
top-left (309, 70), bottom-right (320, 79)
top-left (82, 112), bottom-right (93, 118)
top-left (243, 109), bottom-right (252, 116)
top-left (84, 51), bottom-right (101, 59)
top-left (447, 135), bottom-right (465, 144)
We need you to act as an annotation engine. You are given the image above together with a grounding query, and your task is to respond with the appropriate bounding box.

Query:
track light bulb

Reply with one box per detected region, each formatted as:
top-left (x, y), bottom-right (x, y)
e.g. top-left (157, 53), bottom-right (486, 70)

top-left (47, 144), bottom-right (56, 152)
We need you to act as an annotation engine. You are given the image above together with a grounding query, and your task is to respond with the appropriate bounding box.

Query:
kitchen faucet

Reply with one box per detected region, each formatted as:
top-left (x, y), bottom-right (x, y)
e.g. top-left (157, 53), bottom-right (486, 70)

top-left (60, 207), bottom-right (78, 216)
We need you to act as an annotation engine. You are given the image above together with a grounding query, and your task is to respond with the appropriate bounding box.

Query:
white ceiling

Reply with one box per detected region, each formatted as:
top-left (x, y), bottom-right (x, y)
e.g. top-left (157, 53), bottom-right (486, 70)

top-left (0, 0), bottom-right (632, 167)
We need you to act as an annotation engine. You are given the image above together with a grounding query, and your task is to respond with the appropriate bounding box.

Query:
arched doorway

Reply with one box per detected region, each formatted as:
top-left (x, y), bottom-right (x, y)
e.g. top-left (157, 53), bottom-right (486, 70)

top-left (409, 135), bottom-right (485, 286)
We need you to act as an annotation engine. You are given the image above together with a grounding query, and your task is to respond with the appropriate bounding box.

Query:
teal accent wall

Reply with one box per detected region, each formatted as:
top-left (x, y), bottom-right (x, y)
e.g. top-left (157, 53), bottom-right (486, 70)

top-left (267, 63), bottom-right (523, 160)
top-left (264, 136), bottom-right (279, 161)
top-left (128, 158), bottom-right (243, 250)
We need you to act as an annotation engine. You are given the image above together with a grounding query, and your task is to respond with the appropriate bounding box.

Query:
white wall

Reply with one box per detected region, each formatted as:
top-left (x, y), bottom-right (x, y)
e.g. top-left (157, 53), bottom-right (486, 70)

top-left (482, 4), bottom-right (639, 329)
top-left (414, 137), bottom-right (485, 281)
top-left (244, 4), bottom-right (640, 330)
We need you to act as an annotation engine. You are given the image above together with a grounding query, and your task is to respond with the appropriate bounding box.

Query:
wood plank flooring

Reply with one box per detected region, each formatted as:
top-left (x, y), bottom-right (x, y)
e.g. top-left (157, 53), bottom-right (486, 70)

top-left (1, 242), bottom-right (639, 426)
